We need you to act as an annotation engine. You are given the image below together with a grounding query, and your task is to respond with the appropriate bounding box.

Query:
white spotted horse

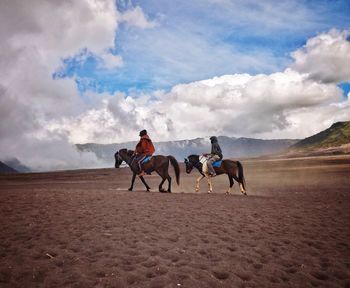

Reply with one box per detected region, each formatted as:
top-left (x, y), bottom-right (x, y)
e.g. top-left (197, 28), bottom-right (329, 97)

top-left (184, 154), bottom-right (246, 195)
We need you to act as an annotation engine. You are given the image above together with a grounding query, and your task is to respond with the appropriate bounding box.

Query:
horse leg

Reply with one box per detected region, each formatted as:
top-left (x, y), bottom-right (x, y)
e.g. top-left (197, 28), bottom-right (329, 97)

top-left (160, 168), bottom-right (171, 192)
top-left (167, 174), bottom-right (172, 193)
top-left (226, 175), bottom-right (234, 195)
top-left (139, 176), bottom-right (151, 192)
top-left (240, 183), bottom-right (247, 195)
top-left (154, 167), bottom-right (167, 193)
top-left (233, 175), bottom-right (247, 195)
top-left (207, 177), bottom-right (213, 193)
top-left (158, 177), bottom-right (167, 192)
top-left (128, 172), bottom-right (136, 191)
top-left (195, 175), bottom-right (204, 192)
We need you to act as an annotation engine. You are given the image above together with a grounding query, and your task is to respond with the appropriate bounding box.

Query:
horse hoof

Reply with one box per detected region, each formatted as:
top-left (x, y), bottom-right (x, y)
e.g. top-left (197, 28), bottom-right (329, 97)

top-left (207, 191), bottom-right (212, 194)
top-left (128, 188), bottom-right (133, 191)
top-left (146, 189), bottom-right (150, 192)
top-left (159, 189), bottom-right (166, 193)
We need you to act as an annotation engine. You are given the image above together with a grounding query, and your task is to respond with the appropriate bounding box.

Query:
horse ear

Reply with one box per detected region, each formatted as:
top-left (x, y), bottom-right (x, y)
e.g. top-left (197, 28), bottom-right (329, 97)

top-left (184, 158), bottom-right (187, 162)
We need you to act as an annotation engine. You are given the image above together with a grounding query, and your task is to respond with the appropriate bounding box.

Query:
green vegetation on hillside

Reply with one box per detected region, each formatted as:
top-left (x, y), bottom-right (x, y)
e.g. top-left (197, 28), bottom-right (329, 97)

top-left (293, 121), bottom-right (350, 150)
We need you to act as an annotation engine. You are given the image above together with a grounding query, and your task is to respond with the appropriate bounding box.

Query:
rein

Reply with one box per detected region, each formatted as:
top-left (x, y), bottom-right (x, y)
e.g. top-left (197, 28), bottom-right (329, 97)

top-left (117, 152), bottom-right (133, 166)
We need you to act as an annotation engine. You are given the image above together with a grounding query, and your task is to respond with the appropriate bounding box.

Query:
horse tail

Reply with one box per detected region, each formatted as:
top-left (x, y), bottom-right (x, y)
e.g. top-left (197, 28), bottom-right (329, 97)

top-left (167, 156), bottom-right (180, 185)
top-left (237, 161), bottom-right (246, 190)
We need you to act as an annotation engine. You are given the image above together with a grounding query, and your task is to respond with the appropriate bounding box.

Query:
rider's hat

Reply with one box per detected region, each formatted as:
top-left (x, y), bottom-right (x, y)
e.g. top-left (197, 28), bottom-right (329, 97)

top-left (139, 129), bottom-right (147, 137)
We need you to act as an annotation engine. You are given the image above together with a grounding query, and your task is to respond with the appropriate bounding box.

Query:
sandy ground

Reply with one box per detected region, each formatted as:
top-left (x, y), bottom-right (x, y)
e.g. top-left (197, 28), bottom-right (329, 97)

top-left (0, 155), bottom-right (349, 287)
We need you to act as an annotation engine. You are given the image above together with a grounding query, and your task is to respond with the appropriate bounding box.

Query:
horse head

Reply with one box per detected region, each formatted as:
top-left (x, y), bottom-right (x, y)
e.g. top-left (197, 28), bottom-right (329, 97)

top-left (184, 158), bottom-right (191, 173)
top-left (185, 155), bottom-right (200, 174)
top-left (114, 150), bottom-right (123, 168)
top-left (115, 148), bottom-right (135, 168)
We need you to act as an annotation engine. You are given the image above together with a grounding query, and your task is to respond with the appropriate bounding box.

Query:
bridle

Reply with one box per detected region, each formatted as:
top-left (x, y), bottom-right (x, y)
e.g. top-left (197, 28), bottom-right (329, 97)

top-left (186, 156), bottom-right (205, 176)
top-left (116, 151), bottom-right (135, 166)
top-left (186, 158), bottom-right (202, 171)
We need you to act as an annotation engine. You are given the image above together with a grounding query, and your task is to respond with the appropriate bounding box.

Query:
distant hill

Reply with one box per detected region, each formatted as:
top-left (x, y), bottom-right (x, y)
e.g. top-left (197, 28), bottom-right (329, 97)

top-left (77, 136), bottom-right (299, 164)
top-left (3, 158), bottom-right (31, 173)
top-left (287, 121), bottom-right (350, 156)
top-left (0, 161), bottom-right (18, 173)
top-left (293, 121), bottom-right (350, 149)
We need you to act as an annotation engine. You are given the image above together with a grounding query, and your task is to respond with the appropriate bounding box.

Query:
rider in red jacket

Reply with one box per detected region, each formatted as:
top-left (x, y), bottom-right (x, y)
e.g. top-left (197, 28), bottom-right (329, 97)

top-left (135, 129), bottom-right (155, 176)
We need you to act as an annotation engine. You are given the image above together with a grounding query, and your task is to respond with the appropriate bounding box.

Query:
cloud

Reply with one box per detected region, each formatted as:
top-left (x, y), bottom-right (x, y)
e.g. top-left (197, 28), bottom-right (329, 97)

top-left (50, 63), bottom-right (347, 143)
top-left (0, 0), bottom-right (154, 171)
top-left (120, 6), bottom-right (157, 29)
top-left (207, 0), bottom-right (316, 33)
top-left (0, 0), bottom-right (349, 172)
top-left (291, 29), bottom-right (350, 83)
top-left (98, 52), bottom-right (124, 69)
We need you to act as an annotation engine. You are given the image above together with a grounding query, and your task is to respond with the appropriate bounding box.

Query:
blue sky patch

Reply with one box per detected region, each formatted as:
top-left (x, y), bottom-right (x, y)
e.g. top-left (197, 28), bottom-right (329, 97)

top-left (338, 83), bottom-right (350, 98)
top-left (53, 0), bottom-right (350, 96)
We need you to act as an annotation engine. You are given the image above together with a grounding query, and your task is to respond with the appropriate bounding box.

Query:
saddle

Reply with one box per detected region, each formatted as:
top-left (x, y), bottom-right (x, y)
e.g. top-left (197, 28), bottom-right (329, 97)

top-left (199, 155), bottom-right (222, 167)
top-left (142, 156), bottom-right (152, 164)
top-left (199, 155), bottom-right (222, 174)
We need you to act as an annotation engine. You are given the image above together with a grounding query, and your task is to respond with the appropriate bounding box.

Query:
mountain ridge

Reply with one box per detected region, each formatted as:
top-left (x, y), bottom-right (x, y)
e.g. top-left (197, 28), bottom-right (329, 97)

top-left (77, 136), bottom-right (299, 163)
top-left (292, 121), bottom-right (350, 150)
top-left (0, 161), bottom-right (18, 174)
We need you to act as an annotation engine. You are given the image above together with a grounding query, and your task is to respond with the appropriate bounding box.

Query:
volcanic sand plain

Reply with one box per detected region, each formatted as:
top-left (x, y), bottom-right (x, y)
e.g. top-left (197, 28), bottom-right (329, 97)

top-left (0, 155), bottom-right (349, 287)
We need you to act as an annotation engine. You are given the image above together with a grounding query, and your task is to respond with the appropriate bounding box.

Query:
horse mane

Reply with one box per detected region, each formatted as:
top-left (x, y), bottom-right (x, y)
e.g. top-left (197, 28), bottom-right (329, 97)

top-left (117, 148), bottom-right (135, 159)
top-left (188, 154), bottom-right (199, 162)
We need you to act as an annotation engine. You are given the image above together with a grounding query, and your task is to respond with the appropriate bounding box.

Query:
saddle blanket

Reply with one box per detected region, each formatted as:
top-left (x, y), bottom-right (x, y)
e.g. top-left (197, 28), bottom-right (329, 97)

top-left (199, 155), bottom-right (222, 167)
top-left (142, 156), bottom-right (152, 164)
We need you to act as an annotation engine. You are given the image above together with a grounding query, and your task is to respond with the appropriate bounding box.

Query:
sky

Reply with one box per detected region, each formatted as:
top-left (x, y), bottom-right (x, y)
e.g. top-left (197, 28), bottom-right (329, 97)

top-left (0, 0), bottom-right (350, 171)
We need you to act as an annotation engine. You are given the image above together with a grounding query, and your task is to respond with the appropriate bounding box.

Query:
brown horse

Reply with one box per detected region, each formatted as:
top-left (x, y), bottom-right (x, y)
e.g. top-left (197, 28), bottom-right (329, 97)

top-left (115, 149), bottom-right (180, 193)
top-left (184, 154), bottom-right (246, 195)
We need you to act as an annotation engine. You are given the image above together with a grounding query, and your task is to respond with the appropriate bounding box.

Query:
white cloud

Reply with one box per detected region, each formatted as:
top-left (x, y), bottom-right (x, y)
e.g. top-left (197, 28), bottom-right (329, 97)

top-left (120, 6), bottom-right (157, 28)
top-left (50, 66), bottom-right (347, 143)
top-left (0, 0), bottom-right (349, 173)
top-left (98, 52), bottom-right (124, 69)
top-left (291, 29), bottom-right (350, 83)
top-left (0, 0), bottom-right (155, 171)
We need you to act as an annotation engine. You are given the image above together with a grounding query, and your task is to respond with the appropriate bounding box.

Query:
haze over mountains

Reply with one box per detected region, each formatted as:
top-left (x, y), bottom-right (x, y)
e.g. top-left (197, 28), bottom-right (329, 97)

top-left (73, 121), bottom-right (350, 163)
top-left (77, 137), bottom-right (299, 164)
top-left (2, 121), bottom-right (349, 173)
top-left (0, 161), bottom-right (18, 174)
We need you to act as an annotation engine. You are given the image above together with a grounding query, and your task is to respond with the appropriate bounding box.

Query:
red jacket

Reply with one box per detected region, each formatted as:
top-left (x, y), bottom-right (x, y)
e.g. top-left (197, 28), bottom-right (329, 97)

top-left (135, 135), bottom-right (155, 155)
